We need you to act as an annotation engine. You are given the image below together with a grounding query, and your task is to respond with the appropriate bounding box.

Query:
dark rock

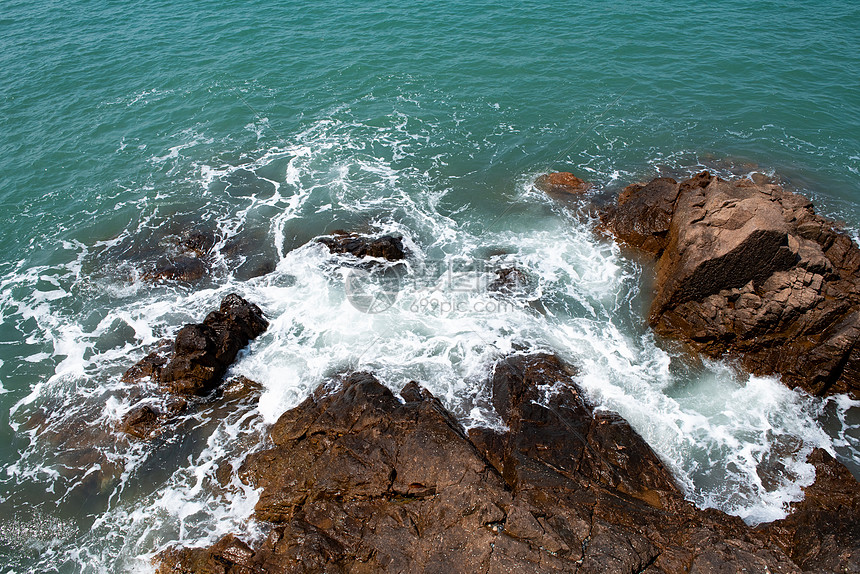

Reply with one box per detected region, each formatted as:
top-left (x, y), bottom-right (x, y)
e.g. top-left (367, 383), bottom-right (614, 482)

top-left (763, 448), bottom-right (860, 572)
top-left (159, 294), bottom-right (268, 396)
top-left (120, 405), bottom-right (160, 440)
top-left (602, 171), bottom-right (860, 398)
top-left (138, 228), bottom-right (217, 283)
top-left (221, 375), bottom-right (263, 400)
top-left (180, 229), bottom-right (216, 257)
top-left (488, 267), bottom-right (530, 295)
top-left (534, 172), bottom-right (593, 196)
top-left (604, 177), bottom-right (681, 254)
top-left (156, 534), bottom-right (255, 574)
top-left (119, 398), bottom-right (187, 440)
top-left (121, 339), bottom-right (172, 383)
top-left (317, 231), bottom-right (407, 261)
top-left (158, 354), bottom-right (817, 573)
top-left (142, 256), bottom-right (207, 283)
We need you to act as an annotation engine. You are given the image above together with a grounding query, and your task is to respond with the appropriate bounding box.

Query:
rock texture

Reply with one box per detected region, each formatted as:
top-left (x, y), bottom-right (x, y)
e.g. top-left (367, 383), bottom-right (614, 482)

top-left (317, 231), bottom-right (407, 261)
top-left (535, 172), bottom-right (593, 197)
top-left (764, 448), bottom-right (860, 572)
top-left (154, 354), bottom-right (860, 574)
top-left (141, 228), bottom-right (217, 283)
top-left (123, 294), bottom-right (268, 397)
top-left (602, 171), bottom-right (860, 398)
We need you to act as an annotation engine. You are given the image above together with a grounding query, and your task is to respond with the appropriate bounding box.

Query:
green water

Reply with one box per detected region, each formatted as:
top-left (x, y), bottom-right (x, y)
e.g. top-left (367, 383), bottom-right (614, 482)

top-left (1, 1), bottom-right (858, 571)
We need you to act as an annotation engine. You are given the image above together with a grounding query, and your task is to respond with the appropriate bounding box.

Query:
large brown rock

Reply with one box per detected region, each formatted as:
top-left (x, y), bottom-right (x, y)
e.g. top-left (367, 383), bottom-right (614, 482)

top-left (159, 294), bottom-right (269, 395)
top-left (156, 354), bottom-right (829, 573)
top-left (602, 171), bottom-right (860, 398)
top-left (124, 294), bottom-right (268, 397)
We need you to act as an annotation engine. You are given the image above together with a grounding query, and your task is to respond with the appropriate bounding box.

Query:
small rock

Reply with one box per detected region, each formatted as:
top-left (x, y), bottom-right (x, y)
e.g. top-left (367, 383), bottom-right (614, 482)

top-left (120, 405), bottom-right (161, 440)
top-left (317, 231), bottom-right (407, 261)
top-left (534, 172), bottom-right (592, 196)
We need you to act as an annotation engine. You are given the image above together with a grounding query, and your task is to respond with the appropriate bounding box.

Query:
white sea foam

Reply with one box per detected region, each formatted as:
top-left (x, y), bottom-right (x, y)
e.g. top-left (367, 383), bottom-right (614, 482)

top-left (2, 105), bottom-right (858, 572)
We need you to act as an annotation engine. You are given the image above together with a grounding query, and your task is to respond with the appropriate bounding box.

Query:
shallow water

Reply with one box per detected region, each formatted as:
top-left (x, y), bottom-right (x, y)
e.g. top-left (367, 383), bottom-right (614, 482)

top-left (1, 1), bottom-right (859, 572)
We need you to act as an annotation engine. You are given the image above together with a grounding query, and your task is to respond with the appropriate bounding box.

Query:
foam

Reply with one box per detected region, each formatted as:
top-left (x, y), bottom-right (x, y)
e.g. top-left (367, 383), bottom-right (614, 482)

top-left (2, 106), bottom-right (858, 572)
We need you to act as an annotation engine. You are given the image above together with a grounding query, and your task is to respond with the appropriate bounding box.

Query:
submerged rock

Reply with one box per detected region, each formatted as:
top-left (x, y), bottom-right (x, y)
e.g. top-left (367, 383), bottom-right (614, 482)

top-left (139, 228), bottom-right (218, 284)
top-left (155, 354), bottom-right (847, 573)
top-left (317, 231), bottom-right (407, 261)
top-left (487, 267), bottom-right (530, 295)
top-left (142, 255), bottom-right (208, 283)
top-left (602, 172), bottom-right (860, 398)
top-left (534, 172), bottom-right (593, 196)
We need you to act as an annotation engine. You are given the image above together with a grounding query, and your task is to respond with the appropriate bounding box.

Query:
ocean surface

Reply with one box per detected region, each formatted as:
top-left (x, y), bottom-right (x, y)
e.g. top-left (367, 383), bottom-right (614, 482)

top-left (1, 1), bottom-right (859, 572)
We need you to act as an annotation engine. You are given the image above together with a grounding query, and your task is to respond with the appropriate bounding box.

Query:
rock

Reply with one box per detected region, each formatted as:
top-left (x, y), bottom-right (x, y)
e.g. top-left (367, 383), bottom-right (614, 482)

top-left (763, 448), bottom-right (860, 572)
top-left (119, 399), bottom-right (187, 440)
top-left (120, 405), bottom-right (160, 440)
top-left (180, 229), bottom-right (216, 257)
top-left (140, 228), bottom-right (218, 283)
top-left (158, 354), bottom-right (815, 573)
top-left (142, 255), bottom-right (208, 283)
top-left (602, 171), bottom-right (860, 398)
top-left (155, 534), bottom-right (256, 574)
top-left (535, 172), bottom-right (593, 196)
top-left (605, 177), bottom-right (681, 254)
top-left (221, 375), bottom-right (263, 400)
top-left (317, 231), bottom-right (407, 261)
top-left (119, 296), bottom-right (266, 441)
top-left (121, 339), bottom-right (172, 383)
top-left (487, 267), bottom-right (530, 295)
top-left (159, 294), bottom-right (269, 396)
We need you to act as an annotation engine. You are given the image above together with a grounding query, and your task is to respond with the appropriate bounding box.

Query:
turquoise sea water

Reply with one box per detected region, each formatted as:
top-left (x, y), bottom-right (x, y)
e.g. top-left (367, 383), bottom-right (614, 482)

top-left (1, 1), bottom-right (859, 571)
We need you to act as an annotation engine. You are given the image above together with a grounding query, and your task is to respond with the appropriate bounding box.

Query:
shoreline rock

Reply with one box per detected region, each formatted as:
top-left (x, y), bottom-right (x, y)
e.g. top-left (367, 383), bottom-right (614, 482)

top-left (317, 231), bottom-right (407, 261)
top-left (154, 354), bottom-right (860, 573)
top-left (120, 294), bottom-right (268, 437)
top-left (601, 172), bottom-right (860, 399)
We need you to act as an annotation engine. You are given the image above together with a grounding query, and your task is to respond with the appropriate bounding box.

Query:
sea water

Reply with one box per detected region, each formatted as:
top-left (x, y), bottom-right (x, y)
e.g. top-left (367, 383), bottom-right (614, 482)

top-left (1, 1), bottom-right (859, 572)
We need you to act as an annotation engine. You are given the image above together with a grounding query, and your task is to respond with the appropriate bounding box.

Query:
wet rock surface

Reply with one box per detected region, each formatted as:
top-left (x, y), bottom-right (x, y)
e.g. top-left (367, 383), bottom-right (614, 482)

top-left (602, 171), bottom-right (860, 398)
top-left (535, 172), bottom-right (593, 197)
top-left (152, 353), bottom-right (858, 574)
top-left (763, 448), bottom-right (860, 572)
top-left (317, 231), bottom-right (407, 261)
top-left (159, 294), bottom-right (268, 396)
top-left (122, 293), bottom-right (268, 405)
top-left (140, 228), bottom-right (218, 283)
top-left (119, 399), bottom-right (187, 440)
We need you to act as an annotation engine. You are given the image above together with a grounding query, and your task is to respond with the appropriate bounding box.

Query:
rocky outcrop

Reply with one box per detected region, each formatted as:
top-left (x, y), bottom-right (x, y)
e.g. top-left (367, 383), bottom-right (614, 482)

top-left (602, 172), bottom-right (860, 398)
top-left (535, 172), bottom-right (593, 197)
top-left (317, 231), bottom-right (407, 261)
top-left (155, 354), bottom-right (854, 574)
top-left (764, 448), bottom-right (860, 572)
top-left (123, 294), bottom-right (268, 397)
